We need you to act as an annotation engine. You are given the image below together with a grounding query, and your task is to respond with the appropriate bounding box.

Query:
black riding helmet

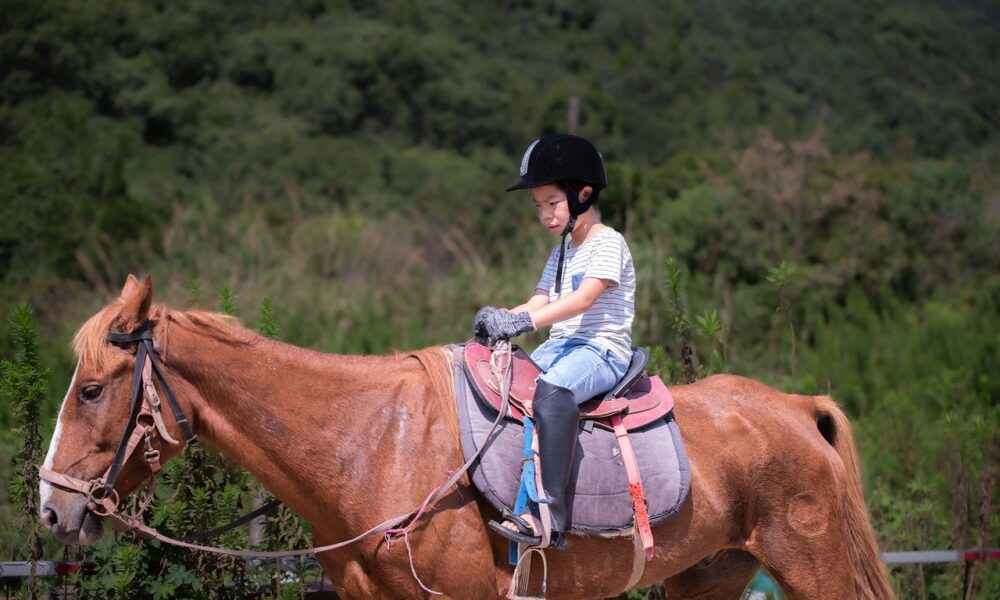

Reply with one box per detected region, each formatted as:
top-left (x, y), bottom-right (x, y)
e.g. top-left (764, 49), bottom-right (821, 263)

top-left (506, 133), bottom-right (608, 217)
top-left (507, 134), bottom-right (609, 295)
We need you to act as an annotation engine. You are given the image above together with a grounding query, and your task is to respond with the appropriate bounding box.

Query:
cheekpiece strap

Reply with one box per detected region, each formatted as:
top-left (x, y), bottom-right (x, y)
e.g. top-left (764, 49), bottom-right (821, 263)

top-left (106, 321), bottom-right (196, 448)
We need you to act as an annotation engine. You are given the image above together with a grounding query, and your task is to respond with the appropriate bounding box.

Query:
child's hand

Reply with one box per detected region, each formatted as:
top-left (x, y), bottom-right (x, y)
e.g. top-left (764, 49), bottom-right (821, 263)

top-left (483, 311), bottom-right (535, 345)
top-left (473, 305), bottom-right (498, 344)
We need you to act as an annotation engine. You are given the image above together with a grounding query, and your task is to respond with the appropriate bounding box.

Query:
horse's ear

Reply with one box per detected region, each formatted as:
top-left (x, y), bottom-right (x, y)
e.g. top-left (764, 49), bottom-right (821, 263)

top-left (120, 274), bottom-right (141, 300)
top-left (119, 275), bottom-right (153, 331)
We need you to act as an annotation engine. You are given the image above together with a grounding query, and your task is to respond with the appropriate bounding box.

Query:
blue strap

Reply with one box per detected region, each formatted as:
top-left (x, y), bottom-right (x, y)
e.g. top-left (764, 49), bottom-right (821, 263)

top-left (509, 416), bottom-right (545, 565)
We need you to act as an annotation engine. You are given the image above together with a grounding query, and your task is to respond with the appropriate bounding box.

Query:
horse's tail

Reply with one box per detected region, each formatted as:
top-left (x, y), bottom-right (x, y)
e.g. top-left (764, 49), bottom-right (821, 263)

top-left (814, 396), bottom-right (895, 600)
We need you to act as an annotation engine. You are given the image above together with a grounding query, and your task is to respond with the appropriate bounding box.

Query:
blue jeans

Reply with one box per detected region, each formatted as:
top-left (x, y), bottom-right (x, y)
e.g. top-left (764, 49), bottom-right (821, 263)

top-left (530, 338), bottom-right (631, 405)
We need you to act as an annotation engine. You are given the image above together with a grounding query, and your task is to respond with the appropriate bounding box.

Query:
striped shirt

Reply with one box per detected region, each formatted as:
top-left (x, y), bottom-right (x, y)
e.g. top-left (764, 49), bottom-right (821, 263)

top-left (535, 226), bottom-right (635, 361)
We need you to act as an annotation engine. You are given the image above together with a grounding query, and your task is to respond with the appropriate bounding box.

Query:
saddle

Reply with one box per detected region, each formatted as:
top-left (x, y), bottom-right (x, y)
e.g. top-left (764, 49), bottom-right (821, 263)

top-left (462, 342), bottom-right (674, 432)
top-left (461, 341), bottom-right (673, 568)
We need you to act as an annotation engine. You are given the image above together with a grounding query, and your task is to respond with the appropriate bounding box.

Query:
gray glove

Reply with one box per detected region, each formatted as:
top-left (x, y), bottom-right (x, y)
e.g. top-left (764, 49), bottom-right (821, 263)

top-left (483, 310), bottom-right (535, 345)
top-left (473, 306), bottom-right (498, 344)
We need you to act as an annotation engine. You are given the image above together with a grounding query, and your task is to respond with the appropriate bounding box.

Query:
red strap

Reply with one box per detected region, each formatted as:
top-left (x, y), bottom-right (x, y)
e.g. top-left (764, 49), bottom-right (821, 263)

top-left (611, 414), bottom-right (654, 560)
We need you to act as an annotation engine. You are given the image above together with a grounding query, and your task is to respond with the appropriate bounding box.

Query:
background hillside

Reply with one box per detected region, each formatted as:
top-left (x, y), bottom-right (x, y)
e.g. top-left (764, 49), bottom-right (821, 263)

top-left (1, 1), bottom-right (997, 597)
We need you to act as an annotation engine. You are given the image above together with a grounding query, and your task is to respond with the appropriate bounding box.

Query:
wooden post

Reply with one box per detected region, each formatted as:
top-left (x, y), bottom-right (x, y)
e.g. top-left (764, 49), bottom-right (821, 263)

top-left (250, 495), bottom-right (264, 546)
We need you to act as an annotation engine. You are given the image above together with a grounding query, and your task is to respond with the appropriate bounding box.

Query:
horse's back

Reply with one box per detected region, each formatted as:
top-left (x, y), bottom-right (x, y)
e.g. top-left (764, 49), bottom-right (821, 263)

top-left (665, 374), bottom-right (841, 522)
top-left (669, 373), bottom-right (823, 434)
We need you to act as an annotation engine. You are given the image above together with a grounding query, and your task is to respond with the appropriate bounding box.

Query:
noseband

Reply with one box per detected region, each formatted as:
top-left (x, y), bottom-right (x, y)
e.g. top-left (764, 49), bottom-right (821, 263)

top-left (39, 320), bottom-right (196, 515)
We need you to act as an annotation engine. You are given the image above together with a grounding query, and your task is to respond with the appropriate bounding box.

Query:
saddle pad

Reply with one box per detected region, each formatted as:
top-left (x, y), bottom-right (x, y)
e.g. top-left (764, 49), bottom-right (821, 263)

top-left (451, 345), bottom-right (692, 535)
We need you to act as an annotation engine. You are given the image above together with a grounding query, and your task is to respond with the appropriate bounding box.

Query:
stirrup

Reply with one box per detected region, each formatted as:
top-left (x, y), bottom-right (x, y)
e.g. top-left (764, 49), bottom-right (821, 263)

top-left (489, 513), bottom-right (541, 546)
top-left (489, 513), bottom-right (567, 549)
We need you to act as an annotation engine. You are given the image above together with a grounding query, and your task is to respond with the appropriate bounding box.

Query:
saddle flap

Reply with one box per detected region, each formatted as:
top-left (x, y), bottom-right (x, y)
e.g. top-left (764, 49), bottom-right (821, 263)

top-left (473, 358), bottom-right (538, 404)
top-left (618, 375), bottom-right (674, 430)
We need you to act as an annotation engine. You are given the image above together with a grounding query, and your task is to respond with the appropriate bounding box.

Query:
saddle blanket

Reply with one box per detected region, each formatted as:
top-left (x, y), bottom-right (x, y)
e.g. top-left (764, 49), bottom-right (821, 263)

top-left (450, 345), bottom-right (691, 535)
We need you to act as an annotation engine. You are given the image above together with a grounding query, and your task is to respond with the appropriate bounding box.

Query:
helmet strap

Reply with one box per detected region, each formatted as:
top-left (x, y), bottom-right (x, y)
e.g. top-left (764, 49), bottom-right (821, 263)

top-left (554, 215), bottom-right (577, 296)
top-left (562, 180), bottom-right (596, 217)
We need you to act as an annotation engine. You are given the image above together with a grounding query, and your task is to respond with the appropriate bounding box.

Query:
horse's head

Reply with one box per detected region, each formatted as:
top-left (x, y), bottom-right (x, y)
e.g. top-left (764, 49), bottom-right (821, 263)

top-left (40, 274), bottom-right (195, 545)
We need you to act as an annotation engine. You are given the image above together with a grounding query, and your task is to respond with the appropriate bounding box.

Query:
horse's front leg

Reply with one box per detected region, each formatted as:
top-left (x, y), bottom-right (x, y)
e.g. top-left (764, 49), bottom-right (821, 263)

top-left (315, 494), bottom-right (503, 598)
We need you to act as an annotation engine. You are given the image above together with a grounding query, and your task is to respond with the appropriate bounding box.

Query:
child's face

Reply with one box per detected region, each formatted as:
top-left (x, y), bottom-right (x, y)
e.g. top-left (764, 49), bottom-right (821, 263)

top-left (532, 184), bottom-right (571, 235)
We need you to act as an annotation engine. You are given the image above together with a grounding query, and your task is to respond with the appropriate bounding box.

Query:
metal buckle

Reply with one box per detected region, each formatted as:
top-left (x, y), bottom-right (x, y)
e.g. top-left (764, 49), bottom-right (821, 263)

top-left (86, 483), bottom-right (120, 517)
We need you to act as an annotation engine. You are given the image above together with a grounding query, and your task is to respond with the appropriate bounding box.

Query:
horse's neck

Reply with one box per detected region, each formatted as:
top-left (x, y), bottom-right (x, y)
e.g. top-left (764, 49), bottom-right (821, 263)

top-left (165, 325), bottom-right (444, 530)
top-left (174, 332), bottom-right (388, 432)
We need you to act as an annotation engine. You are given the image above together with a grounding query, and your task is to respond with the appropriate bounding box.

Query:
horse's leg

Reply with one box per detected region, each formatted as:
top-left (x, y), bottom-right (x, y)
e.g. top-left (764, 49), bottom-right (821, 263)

top-left (310, 530), bottom-right (393, 600)
top-left (314, 490), bottom-right (502, 599)
top-left (316, 548), bottom-right (385, 599)
top-left (745, 486), bottom-right (856, 599)
top-left (743, 397), bottom-right (892, 600)
top-left (663, 550), bottom-right (760, 599)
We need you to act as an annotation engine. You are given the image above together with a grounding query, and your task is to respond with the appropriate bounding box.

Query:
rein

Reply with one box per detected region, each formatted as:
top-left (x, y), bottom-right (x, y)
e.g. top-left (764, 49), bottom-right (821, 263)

top-left (39, 321), bottom-right (514, 583)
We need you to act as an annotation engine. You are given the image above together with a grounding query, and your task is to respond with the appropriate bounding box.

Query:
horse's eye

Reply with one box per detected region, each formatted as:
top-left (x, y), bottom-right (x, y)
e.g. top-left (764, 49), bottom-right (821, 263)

top-left (79, 385), bottom-right (103, 402)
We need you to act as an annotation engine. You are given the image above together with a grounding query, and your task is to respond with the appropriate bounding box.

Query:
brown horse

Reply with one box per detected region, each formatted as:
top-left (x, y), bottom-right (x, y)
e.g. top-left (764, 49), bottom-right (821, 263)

top-left (39, 276), bottom-right (893, 599)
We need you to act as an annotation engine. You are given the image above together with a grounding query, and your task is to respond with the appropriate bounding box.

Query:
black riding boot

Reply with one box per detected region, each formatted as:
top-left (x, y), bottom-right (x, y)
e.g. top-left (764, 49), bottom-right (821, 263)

top-left (532, 379), bottom-right (579, 544)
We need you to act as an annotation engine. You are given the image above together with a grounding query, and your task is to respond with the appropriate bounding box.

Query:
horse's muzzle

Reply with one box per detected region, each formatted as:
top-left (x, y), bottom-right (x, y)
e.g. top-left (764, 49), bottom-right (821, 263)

top-left (40, 493), bottom-right (104, 545)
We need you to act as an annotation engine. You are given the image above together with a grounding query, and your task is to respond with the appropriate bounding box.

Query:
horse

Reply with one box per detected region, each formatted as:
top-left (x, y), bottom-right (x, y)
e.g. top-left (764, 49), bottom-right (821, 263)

top-left (38, 275), bottom-right (893, 599)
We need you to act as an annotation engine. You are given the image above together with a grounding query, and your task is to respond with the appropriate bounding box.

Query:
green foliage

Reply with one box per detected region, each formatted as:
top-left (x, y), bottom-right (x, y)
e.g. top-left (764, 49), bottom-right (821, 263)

top-left (186, 279), bottom-right (204, 305)
top-left (694, 309), bottom-right (728, 376)
top-left (767, 260), bottom-right (799, 383)
top-left (219, 284), bottom-right (238, 317)
top-left (765, 261), bottom-right (796, 305)
top-left (693, 308), bottom-right (725, 342)
top-left (662, 258), bottom-right (696, 383)
top-left (799, 290), bottom-right (1000, 599)
top-left (0, 303), bottom-right (47, 598)
top-left (257, 297), bottom-right (279, 340)
top-left (0, 1), bottom-right (997, 597)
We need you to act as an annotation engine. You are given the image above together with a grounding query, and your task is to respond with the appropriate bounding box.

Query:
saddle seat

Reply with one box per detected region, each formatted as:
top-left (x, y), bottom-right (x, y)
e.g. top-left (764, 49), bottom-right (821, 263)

top-left (463, 342), bottom-right (673, 432)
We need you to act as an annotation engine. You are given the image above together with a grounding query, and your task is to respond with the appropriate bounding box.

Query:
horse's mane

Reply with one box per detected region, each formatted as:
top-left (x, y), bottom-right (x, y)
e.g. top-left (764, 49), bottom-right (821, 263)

top-left (403, 346), bottom-right (455, 414)
top-left (73, 301), bottom-right (255, 371)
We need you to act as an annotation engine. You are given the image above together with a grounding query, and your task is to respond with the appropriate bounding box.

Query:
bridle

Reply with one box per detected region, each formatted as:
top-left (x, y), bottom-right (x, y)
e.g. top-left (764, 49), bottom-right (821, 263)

top-left (37, 321), bottom-right (515, 594)
top-left (39, 319), bottom-right (284, 542)
top-left (39, 320), bottom-right (194, 518)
